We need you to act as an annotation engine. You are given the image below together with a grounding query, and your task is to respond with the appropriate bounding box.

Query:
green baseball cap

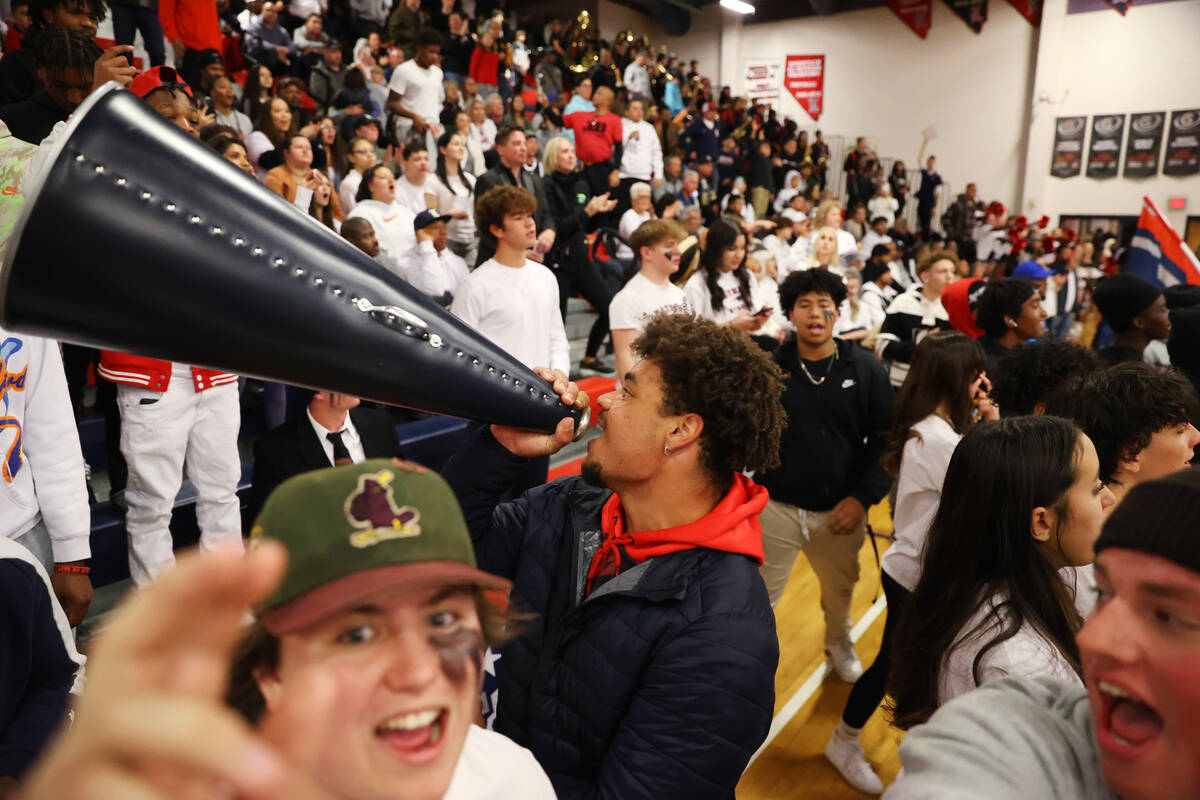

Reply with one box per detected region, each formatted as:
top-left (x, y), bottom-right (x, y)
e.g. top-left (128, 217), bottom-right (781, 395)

top-left (251, 460), bottom-right (510, 634)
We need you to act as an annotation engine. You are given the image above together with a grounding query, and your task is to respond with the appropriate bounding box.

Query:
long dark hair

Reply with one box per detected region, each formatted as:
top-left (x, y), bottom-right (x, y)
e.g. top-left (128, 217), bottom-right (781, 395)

top-left (434, 129), bottom-right (474, 197)
top-left (881, 332), bottom-right (987, 475)
top-left (254, 97), bottom-right (295, 149)
top-left (356, 163), bottom-right (391, 203)
top-left (699, 218), bottom-right (751, 314)
top-left (243, 65), bottom-right (274, 119)
top-left (887, 416), bottom-right (1086, 730)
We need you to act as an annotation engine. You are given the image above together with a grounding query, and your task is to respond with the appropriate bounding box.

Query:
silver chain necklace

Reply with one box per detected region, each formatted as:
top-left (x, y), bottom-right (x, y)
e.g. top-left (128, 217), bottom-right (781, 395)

top-left (799, 348), bottom-right (838, 386)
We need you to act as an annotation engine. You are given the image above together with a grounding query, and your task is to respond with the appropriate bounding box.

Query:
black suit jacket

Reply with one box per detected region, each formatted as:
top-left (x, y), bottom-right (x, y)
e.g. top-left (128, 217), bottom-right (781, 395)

top-left (249, 407), bottom-right (404, 519)
top-left (473, 164), bottom-right (554, 266)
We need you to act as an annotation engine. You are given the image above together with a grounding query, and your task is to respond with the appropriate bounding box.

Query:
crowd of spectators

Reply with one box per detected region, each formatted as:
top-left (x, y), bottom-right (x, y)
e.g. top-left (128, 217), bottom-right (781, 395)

top-left (2, 1), bottom-right (1200, 799)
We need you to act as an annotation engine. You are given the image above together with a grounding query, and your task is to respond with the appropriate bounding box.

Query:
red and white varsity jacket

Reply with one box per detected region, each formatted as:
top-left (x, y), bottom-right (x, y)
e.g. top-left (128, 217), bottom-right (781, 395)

top-left (98, 351), bottom-right (238, 393)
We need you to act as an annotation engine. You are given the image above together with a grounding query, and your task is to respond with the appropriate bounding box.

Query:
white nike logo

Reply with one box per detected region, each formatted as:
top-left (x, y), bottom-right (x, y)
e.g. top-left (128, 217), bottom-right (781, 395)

top-left (842, 378), bottom-right (856, 389)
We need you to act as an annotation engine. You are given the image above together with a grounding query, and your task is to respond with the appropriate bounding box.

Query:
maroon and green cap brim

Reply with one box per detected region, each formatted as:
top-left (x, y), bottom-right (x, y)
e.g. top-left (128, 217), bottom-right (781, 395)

top-left (261, 561), bottom-right (511, 635)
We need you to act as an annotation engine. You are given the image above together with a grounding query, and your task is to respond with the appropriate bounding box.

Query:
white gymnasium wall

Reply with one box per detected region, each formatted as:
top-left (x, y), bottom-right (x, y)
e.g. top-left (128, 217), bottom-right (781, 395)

top-left (594, 0), bottom-right (723, 87)
top-left (730, 3), bottom-right (1039, 210)
top-left (1020, 0), bottom-right (1200, 231)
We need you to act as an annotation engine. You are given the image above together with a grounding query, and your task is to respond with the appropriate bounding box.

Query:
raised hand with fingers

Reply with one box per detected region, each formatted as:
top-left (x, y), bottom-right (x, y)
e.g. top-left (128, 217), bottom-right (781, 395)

top-left (92, 45), bottom-right (136, 90)
top-left (18, 542), bottom-right (319, 800)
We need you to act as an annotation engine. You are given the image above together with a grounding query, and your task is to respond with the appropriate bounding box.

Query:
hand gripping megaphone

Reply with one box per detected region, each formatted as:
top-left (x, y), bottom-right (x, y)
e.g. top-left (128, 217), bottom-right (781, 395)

top-left (0, 83), bottom-right (588, 437)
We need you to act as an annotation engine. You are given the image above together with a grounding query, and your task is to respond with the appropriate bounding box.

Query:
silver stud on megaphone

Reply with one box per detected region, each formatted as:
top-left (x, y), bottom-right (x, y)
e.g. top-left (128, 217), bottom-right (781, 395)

top-left (0, 82), bottom-right (588, 438)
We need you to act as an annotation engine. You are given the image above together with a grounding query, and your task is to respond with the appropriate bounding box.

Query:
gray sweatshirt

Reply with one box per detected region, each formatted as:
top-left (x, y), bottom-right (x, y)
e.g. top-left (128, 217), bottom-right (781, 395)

top-left (885, 676), bottom-right (1119, 800)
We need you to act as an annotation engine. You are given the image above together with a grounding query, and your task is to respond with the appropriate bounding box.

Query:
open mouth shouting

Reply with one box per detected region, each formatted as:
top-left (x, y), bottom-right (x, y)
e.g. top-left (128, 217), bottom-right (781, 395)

top-left (1095, 680), bottom-right (1163, 756)
top-left (376, 707), bottom-right (449, 765)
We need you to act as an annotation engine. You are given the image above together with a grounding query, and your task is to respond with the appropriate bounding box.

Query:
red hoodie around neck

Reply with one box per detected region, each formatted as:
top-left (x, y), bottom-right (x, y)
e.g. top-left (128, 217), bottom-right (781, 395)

top-left (586, 473), bottom-right (768, 595)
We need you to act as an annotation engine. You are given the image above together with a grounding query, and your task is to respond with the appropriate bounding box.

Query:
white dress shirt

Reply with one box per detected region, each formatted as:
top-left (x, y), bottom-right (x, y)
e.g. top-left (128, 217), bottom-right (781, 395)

top-left (307, 408), bottom-right (366, 465)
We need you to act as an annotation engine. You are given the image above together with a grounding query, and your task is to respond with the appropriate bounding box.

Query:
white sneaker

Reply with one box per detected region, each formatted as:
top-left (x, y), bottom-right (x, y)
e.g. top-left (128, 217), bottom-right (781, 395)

top-left (827, 641), bottom-right (864, 682)
top-left (825, 731), bottom-right (884, 795)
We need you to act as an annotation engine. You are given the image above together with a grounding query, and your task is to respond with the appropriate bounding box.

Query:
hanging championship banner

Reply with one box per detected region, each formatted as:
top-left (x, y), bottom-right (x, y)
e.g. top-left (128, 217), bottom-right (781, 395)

top-left (1085, 114), bottom-right (1125, 179)
top-left (1164, 109), bottom-right (1200, 177)
top-left (1124, 112), bottom-right (1165, 178)
top-left (743, 59), bottom-right (783, 111)
top-left (944, 0), bottom-right (988, 31)
top-left (1006, 0), bottom-right (1042, 24)
top-left (887, 0), bottom-right (932, 37)
top-left (784, 55), bottom-right (825, 121)
top-left (1050, 116), bottom-right (1087, 178)
top-left (1102, 0), bottom-right (1130, 12)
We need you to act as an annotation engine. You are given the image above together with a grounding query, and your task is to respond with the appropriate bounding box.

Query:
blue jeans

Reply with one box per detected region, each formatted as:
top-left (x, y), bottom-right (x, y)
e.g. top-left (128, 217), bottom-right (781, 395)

top-left (111, 4), bottom-right (166, 67)
top-left (1047, 313), bottom-right (1074, 340)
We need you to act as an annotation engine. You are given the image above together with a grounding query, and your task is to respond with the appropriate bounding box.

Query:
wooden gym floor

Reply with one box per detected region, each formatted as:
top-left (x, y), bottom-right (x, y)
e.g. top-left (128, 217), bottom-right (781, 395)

top-left (737, 503), bottom-right (903, 799)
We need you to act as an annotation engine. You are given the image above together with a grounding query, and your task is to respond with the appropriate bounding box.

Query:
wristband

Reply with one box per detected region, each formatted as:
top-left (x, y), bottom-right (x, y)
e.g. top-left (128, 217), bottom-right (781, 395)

top-left (54, 564), bottom-right (91, 575)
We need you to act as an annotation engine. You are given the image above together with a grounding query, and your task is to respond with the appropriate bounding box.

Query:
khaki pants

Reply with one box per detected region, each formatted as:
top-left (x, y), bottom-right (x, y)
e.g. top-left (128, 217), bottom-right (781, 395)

top-left (759, 498), bottom-right (866, 647)
top-left (750, 185), bottom-right (772, 220)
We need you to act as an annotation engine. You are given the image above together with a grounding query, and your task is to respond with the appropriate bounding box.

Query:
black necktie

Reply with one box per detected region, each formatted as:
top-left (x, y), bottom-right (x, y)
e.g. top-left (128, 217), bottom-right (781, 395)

top-left (326, 431), bottom-right (353, 465)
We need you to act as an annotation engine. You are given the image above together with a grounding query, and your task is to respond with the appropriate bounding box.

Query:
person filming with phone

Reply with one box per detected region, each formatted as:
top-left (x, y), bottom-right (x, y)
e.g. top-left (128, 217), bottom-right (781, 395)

top-left (682, 218), bottom-right (781, 350)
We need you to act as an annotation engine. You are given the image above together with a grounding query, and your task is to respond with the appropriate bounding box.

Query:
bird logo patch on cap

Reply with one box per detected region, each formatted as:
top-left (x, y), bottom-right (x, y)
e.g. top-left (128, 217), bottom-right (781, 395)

top-left (343, 470), bottom-right (422, 548)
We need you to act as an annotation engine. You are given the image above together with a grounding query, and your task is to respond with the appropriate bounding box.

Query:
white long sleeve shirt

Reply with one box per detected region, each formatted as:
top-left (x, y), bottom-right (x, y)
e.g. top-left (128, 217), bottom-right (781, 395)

top-left (344, 199), bottom-right (417, 279)
top-left (348, 0), bottom-right (389, 26)
top-left (0, 329), bottom-right (91, 562)
top-left (404, 240), bottom-right (470, 300)
top-left (939, 591), bottom-right (1083, 709)
top-left (450, 258), bottom-right (570, 376)
top-left (618, 118), bottom-right (663, 182)
top-left (623, 63), bottom-right (651, 98)
top-left (880, 414), bottom-right (961, 592)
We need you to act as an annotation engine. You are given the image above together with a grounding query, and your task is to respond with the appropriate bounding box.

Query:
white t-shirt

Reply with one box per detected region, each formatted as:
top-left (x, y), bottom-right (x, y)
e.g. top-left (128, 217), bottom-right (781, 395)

top-left (470, 119), bottom-right (497, 150)
top-left (938, 590), bottom-right (1083, 708)
top-left (450, 258), bottom-right (570, 376)
top-left (427, 172), bottom-right (476, 244)
top-left (339, 169), bottom-right (364, 214)
top-left (616, 208), bottom-right (651, 260)
top-left (682, 269), bottom-right (761, 326)
top-left (387, 58), bottom-right (445, 133)
top-left (608, 272), bottom-right (691, 333)
top-left (834, 296), bottom-right (883, 338)
top-left (809, 228), bottom-right (858, 259)
top-left (395, 175), bottom-right (433, 216)
top-left (213, 107), bottom-right (252, 138)
top-left (443, 725), bottom-right (556, 800)
top-left (860, 230), bottom-right (893, 259)
top-left (881, 414), bottom-right (961, 592)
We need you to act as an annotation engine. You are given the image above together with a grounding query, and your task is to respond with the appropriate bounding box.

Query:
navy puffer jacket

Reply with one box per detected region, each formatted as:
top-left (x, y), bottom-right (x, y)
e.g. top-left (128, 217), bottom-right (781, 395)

top-left (443, 428), bottom-right (778, 800)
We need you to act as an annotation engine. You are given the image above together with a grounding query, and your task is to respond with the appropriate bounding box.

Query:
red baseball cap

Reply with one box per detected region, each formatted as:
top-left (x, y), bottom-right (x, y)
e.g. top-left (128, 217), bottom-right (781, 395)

top-left (130, 66), bottom-right (195, 100)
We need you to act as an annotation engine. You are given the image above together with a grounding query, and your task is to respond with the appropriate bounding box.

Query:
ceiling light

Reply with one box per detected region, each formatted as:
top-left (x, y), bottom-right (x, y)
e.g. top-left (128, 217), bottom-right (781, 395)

top-left (720, 0), bottom-right (755, 13)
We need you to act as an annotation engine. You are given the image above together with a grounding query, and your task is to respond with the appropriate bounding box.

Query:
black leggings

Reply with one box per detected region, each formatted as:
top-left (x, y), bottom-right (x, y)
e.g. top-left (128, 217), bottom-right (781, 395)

top-left (842, 570), bottom-right (911, 728)
top-left (555, 259), bottom-right (618, 360)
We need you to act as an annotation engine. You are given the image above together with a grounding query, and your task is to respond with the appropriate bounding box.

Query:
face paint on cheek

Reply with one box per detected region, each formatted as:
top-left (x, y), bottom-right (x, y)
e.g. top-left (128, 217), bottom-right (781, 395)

top-left (429, 627), bottom-right (485, 687)
top-left (823, 310), bottom-right (835, 323)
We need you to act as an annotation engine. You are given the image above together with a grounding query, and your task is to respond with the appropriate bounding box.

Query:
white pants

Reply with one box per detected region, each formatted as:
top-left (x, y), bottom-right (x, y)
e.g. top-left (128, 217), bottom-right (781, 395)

top-left (118, 380), bottom-right (243, 586)
top-left (759, 498), bottom-right (866, 648)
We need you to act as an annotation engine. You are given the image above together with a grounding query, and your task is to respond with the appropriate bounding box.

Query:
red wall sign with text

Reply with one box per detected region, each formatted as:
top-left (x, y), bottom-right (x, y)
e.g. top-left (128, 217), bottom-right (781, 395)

top-left (785, 55), bottom-right (825, 121)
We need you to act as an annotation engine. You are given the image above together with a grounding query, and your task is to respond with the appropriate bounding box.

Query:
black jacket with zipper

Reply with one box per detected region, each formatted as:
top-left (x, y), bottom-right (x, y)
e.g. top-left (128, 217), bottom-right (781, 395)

top-left (443, 427), bottom-right (777, 800)
top-left (757, 337), bottom-right (894, 512)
